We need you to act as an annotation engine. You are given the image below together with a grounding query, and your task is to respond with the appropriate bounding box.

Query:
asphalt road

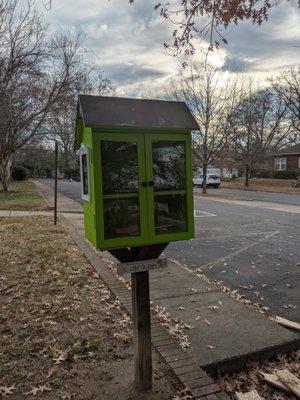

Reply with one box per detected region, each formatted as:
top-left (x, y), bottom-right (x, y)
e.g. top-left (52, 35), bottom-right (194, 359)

top-left (168, 194), bottom-right (300, 322)
top-left (44, 179), bottom-right (300, 322)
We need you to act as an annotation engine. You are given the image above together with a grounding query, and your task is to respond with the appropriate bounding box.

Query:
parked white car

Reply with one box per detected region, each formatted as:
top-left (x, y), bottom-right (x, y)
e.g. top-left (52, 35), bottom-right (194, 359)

top-left (193, 173), bottom-right (220, 188)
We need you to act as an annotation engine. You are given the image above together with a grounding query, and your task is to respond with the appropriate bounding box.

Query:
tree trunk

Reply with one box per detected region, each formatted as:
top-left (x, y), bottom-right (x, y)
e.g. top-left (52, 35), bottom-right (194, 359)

top-left (245, 165), bottom-right (250, 187)
top-left (202, 163), bottom-right (208, 194)
top-left (0, 159), bottom-right (11, 191)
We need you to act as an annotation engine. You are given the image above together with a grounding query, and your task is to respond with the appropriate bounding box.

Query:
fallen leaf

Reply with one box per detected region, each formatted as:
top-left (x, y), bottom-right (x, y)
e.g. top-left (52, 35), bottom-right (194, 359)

top-left (184, 324), bottom-right (194, 330)
top-left (208, 305), bottom-right (219, 311)
top-left (25, 386), bottom-right (41, 396)
top-left (0, 386), bottom-right (16, 397)
top-left (47, 366), bottom-right (58, 379)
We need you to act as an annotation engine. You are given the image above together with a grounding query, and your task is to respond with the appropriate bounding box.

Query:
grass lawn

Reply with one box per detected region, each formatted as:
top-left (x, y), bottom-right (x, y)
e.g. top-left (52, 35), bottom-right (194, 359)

top-left (0, 217), bottom-right (178, 399)
top-left (0, 181), bottom-right (48, 211)
top-left (221, 178), bottom-right (300, 194)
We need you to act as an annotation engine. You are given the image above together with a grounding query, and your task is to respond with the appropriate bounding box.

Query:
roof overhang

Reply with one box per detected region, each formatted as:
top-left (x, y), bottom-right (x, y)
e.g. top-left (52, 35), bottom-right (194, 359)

top-left (77, 94), bottom-right (199, 131)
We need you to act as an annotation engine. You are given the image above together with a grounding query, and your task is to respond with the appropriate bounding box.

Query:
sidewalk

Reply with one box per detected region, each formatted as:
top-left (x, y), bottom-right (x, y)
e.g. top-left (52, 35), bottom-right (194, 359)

top-left (34, 179), bottom-right (83, 213)
top-left (0, 210), bottom-right (53, 217)
top-left (33, 181), bottom-right (300, 376)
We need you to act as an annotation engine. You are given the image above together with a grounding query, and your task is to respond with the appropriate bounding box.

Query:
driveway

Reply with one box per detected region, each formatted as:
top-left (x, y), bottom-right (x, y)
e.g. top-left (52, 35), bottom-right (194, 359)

top-left (42, 179), bottom-right (300, 322)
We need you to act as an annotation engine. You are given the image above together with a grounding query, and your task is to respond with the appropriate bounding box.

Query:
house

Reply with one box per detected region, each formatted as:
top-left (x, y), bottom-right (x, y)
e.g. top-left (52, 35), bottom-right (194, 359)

top-left (273, 144), bottom-right (300, 172)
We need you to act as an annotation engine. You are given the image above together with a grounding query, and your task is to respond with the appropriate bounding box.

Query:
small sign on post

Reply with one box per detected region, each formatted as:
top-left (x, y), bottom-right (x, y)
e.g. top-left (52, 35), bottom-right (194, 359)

top-left (117, 258), bottom-right (167, 275)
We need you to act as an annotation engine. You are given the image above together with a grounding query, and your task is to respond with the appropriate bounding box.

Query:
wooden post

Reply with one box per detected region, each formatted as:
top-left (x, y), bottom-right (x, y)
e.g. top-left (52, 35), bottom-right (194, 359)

top-left (110, 246), bottom-right (167, 391)
top-left (54, 141), bottom-right (58, 225)
top-left (131, 271), bottom-right (152, 390)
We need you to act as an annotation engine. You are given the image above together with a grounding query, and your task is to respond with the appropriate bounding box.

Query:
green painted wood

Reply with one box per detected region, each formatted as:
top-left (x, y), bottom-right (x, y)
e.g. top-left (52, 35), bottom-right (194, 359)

top-left (81, 126), bottom-right (97, 246)
top-left (88, 125), bottom-right (190, 136)
top-left (145, 132), bottom-right (194, 245)
top-left (76, 118), bottom-right (195, 250)
top-left (103, 193), bottom-right (139, 199)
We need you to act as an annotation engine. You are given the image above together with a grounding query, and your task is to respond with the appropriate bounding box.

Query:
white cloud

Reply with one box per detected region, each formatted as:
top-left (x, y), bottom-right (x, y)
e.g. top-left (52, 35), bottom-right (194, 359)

top-left (38, 0), bottom-right (300, 95)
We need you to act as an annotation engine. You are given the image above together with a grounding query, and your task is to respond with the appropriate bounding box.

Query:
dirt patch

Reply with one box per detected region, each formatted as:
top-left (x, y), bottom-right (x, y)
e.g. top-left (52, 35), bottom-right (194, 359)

top-left (221, 178), bottom-right (300, 194)
top-left (0, 181), bottom-right (48, 211)
top-left (0, 217), bottom-right (179, 399)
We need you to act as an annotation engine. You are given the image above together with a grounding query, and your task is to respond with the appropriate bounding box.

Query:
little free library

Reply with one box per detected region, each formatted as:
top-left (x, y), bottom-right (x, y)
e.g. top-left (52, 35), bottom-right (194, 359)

top-left (75, 94), bottom-right (198, 389)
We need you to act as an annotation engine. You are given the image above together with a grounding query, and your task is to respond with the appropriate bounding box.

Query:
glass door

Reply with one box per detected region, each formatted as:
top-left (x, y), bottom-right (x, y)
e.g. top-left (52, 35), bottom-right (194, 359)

top-left (99, 133), bottom-right (148, 246)
top-left (145, 133), bottom-right (193, 241)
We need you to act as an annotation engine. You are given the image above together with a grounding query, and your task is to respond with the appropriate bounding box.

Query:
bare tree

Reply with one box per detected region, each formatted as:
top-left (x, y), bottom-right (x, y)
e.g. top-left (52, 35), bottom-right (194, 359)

top-left (129, 0), bottom-right (299, 58)
top-left (171, 63), bottom-right (240, 193)
top-left (271, 66), bottom-right (300, 136)
top-left (46, 68), bottom-right (115, 172)
top-left (229, 83), bottom-right (293, 186)
top-left (0, 1), bottom-right (85, 191)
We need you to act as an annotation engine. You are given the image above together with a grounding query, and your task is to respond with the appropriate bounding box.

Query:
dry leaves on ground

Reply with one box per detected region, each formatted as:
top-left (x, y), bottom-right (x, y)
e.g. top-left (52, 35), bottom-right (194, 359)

top-left (0, 217), bottom-right (177, 399)
top-left (218, 351), bottom-right (300, 400)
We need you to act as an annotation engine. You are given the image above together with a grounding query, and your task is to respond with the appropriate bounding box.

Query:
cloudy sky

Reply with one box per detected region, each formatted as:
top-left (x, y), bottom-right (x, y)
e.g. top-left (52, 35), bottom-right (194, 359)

top-left (38, 0), bottom-right (300, 96)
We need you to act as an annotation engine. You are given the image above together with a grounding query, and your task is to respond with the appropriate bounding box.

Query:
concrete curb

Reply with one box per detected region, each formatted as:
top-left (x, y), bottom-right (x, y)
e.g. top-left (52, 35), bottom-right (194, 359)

top-left (220, 185), bottom-right (300, 196)
top-left (60, 214), bottom-right (230, 400)
top-left (0, 210), bottom-right (53, 217)
top-left (195, 194), bottom-right (300, 214)
top-left (195, 193), bottom-right (253, 202)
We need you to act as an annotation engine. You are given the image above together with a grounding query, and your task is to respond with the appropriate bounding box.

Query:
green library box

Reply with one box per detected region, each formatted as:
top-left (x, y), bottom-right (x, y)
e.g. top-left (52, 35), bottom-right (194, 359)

top-left (75, 95), bottom-right (197, 252)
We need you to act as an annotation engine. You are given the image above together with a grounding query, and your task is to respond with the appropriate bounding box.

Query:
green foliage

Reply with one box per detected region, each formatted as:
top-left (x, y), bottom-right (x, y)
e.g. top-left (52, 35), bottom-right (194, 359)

top-left (11, 166), bottom-right (29, 181)
top-left (253, 169), bottom-right (299, 179)
top-left (273, 170), bottom-right (298, 179)
top-left (253, 169), bottom-right (273, 178)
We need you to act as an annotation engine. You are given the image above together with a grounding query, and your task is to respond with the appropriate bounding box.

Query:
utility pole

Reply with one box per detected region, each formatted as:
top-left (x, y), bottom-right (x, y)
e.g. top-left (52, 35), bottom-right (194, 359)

top-left (54, 141), bottom-right (58, 225)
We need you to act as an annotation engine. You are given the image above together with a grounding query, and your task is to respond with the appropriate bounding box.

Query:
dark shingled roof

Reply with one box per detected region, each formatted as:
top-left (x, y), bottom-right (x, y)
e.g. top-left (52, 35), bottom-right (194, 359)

top-left (78, 95), bottom-right (199, 130)
top-left (273, 144), bottom-right (300, 156)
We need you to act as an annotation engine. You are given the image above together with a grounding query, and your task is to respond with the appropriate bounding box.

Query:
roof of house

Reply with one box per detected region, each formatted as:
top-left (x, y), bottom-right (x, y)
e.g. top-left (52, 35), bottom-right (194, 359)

top-left (273, 144), bottom-right (300, 156)
top-left (77, 95), bottom-right (199, 130)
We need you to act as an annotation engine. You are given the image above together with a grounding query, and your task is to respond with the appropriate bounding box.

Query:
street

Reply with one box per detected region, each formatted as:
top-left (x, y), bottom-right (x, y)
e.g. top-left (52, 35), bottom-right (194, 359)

top-left (44, 179), bottom-right (300, 322)
top-left (168, 192), bottom-right (300, 322)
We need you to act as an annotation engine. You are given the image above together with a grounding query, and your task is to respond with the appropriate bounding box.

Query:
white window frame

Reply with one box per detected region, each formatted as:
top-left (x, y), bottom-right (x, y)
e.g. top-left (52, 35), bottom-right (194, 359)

top-left (78, 144), bottom-right (90, 201)
top-left (274, 157), bottom-right (287, 171)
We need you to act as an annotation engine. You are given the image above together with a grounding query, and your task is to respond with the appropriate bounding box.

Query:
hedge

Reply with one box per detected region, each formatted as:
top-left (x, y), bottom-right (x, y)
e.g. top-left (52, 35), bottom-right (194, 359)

top-left (12, 166), bottom-right (29, 181)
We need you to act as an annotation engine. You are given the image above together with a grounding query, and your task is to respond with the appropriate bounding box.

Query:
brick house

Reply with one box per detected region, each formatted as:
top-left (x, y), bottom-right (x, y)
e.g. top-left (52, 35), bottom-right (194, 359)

top-left (273, 144), bottom-right (300, 172)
